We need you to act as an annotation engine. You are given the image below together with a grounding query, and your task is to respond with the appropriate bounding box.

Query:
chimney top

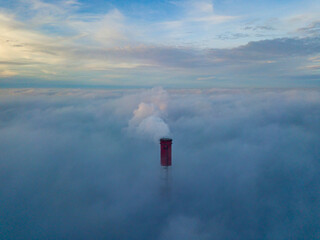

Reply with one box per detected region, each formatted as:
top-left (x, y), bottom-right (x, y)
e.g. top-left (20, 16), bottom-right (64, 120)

top-left (160, 137), bottom-right (172, 142)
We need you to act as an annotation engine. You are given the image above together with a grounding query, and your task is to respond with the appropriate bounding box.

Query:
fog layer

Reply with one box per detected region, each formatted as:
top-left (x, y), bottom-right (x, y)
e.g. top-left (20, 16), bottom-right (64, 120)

top-left (0, 88), bottom-right (319, 239)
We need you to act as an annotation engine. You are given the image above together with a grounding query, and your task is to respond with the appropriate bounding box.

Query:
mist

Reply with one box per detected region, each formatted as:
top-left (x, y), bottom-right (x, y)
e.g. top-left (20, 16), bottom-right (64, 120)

top-left (0, 88), bottom-right (319, 240)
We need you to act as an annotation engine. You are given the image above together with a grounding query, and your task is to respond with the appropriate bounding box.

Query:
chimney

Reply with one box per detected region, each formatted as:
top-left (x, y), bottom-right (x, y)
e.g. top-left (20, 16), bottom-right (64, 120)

top-left (160, 138), bottom-right (172, 166)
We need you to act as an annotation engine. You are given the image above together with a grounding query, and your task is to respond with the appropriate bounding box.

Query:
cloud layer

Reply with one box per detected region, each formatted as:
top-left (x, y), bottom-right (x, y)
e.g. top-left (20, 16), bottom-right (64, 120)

top-left (0, 88), bottom-right (319, 239)
top-left (0, 0), bottom-right (320, 87)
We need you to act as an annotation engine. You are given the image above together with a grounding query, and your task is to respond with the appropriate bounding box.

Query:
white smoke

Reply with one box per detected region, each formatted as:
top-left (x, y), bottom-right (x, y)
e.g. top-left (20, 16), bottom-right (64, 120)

top-left (127, 87), bottom-right (171, 141)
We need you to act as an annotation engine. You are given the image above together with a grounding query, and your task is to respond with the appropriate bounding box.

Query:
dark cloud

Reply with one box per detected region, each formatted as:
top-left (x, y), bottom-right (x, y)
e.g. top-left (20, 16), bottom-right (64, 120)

top-left (0, 60), bottom-right (38, 65)
top-left (72, 36), bottom-right (320, 76)
top-left (91, 36), bottom-right (320, 65)
top-left (298, 21), bottom-right (320, 36)
top-left (209, 37), bottom-right (320, 62)
top-left (0, 88), bottom-right (319, 239)
top-left (215, 32), bottom-right (250, 40)
top-left (244, 25), bottom-right (275, 31)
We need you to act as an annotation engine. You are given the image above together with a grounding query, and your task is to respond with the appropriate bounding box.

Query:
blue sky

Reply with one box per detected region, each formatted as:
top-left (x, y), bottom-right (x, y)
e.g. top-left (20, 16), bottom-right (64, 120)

top-left (0, 0), bottom-right (319, 87)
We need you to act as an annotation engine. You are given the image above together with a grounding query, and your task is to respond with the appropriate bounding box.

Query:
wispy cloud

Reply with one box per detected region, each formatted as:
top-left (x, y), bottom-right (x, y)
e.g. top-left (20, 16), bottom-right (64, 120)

top-left (196, 75), bottom-right (215, 81)
top-left (0, 70), bottom-right (18, 77)
top-left (297, 21), bottom-right (320, 36)
top-left (304, 64), bottom-right (320, 70)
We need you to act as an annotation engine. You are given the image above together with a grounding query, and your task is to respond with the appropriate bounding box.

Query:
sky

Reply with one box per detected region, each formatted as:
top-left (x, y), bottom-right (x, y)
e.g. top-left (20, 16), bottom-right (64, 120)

top-left (0, 87), bottom-right (319, 239)
top-left (0, 0), bottom-right (320, 87)
top-left (1, 2), bottom-right (320, 239)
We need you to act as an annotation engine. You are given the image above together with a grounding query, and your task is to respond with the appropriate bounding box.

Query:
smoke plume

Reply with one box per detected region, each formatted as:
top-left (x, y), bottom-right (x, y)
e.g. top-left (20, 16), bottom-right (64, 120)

top-left (127, 87), bottom-right (170, 141)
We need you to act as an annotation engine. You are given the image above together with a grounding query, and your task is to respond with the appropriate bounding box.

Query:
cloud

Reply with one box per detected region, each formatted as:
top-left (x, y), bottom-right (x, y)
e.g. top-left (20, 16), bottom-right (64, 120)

top-left (298, 21), bottom-right (320, 36)
top-left (66, 36), bottom-right (320, 71)
top-left (0, 0), bottom-right (320, 86)
top-left (0, 69), bottom-right (18, 77)
top-left (216, 32), bottom-right (250, 40)
top-left (0, 88), bottom-right (319, 239)
top-left (209, 37), bottom-right (320, 61)
top-left (196, 75), bottom-right (215, 81)
top-left (304, 64), bottom-right (320, 70)
top-left (0, 2), bottom-right (135, 73)
top-left (178, 0), bottom-right (236, 23)
top-left (65, 0), bottom-right (81, 6)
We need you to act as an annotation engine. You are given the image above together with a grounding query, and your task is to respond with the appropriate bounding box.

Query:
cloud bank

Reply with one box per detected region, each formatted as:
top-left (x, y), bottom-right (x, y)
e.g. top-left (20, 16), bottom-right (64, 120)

top-left (0, 88), bottom-right (319, 239)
